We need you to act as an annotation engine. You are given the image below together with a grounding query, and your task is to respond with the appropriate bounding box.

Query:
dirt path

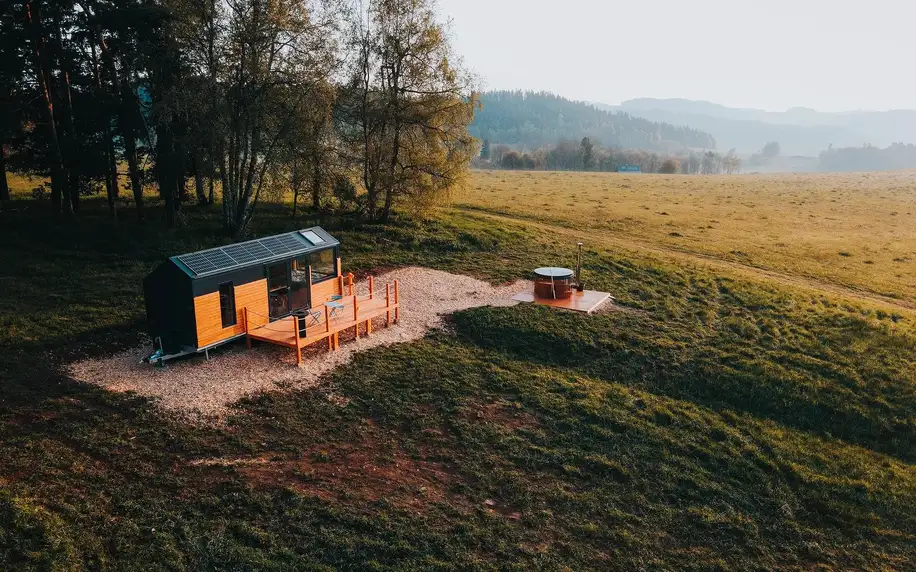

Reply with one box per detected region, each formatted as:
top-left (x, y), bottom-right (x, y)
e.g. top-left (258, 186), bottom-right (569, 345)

top-left (457, 207), bottom-right (916, 314)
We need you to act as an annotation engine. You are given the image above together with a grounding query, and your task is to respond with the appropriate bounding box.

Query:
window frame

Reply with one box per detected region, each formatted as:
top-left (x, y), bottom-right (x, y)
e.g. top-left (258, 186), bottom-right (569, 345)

top-left (218, 281), bottom-right (237, 328)
top-left (309, 247), bottom-right (338, 284)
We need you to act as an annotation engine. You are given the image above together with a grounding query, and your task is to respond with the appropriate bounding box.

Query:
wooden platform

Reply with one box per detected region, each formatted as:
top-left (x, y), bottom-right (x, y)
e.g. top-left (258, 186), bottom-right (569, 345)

top-left (512, 289), bottom-right (612, 314)
top-left (244, 277), bottom-right (399, 365)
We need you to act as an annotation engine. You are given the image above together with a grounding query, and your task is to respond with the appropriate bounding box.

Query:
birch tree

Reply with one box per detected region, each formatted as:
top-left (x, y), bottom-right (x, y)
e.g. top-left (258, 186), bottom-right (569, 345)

top-left (342, 0), bottom-right (477, 222)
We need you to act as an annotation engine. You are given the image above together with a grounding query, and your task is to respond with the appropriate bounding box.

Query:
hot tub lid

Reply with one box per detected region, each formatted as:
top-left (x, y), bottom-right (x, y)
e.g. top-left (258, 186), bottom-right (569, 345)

top-left (534, 267), bottom-right (575, 279)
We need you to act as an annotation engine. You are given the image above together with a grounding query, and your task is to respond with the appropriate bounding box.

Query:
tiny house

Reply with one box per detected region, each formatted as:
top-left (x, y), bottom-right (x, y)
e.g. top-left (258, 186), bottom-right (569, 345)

top-left (143, 227), bottom-right (343, 361)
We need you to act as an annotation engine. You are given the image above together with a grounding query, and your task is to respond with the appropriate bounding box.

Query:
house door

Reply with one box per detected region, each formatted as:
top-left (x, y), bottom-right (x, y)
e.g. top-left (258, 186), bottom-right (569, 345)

top-left (267, 263), bottom-right (290, 319)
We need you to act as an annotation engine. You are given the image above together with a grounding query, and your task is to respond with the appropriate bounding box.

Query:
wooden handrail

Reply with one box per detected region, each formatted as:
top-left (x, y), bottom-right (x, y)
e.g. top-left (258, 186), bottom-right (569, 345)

top-left (386, 283), bottom-right (391, 326)
top-left (394, 280), bottom-right (400, 322)
top-left (244, 307), bottom-right (251, 349)
top-left (293, 314), bottom-right (302, 365)
top-left (325, 304), bottom-right (332, 351)
top-left (353, 294), bottom-right (360, 339)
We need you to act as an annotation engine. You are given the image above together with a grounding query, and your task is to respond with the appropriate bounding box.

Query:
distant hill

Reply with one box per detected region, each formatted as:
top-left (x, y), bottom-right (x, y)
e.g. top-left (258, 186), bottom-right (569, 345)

top-left (596, 98), bottom-right (916, 156)
top-left (470, 91), bottom-right (716, 152)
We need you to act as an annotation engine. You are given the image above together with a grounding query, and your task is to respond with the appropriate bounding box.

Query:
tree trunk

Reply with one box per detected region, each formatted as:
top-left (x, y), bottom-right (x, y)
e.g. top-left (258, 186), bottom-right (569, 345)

top-left (193, 152), bottom-right (207, 204)
top-left (310, 160), bottom-right (322, 211)
top-left (25, 0), bottom-right (66, 217)
top-left (380, 185), bottom-right (394, 222)
top-left (115, 65), bottom-right (145, 222)
top-left (156, 125), bottom-right (177, 228)
top-left (208, 176), bottom-right (215, 205)
top-left (291, 162), bottom-right (299, 218)
top-left (105, 135), bottom-right (117, 220)
top-left (0, 143), bottom-right (9, 201)
top-left (53, 11), bottom-right (77, 215)
top-left (89, 41), bottom-right (116, 220)
top-left (123, 128), bottom-right (144, 221)
top-left (219, 155), bottom-right (231, 229)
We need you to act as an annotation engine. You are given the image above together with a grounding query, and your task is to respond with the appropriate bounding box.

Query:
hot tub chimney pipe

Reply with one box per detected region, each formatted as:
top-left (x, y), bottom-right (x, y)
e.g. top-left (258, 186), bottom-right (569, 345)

top-left (575, 242), bottom-right (583, 290)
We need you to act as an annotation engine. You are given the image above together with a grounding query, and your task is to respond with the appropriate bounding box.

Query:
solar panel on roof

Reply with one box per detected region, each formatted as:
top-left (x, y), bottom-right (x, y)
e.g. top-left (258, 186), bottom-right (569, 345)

top-left (179, 249), bottom-right (236, 276)
top-left (223, 242), bottom-right (271, 265)
top-left (276, 233), bottom-right (305, 251)
top-left (174, 229), bottom-right (336, 277)
top-left (258, 236), bottom-right (287, 255)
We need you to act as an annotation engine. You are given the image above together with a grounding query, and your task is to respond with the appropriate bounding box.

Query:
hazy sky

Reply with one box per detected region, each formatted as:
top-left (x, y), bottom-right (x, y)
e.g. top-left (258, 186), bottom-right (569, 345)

top-left (437, 0), bottom-right (915, 112)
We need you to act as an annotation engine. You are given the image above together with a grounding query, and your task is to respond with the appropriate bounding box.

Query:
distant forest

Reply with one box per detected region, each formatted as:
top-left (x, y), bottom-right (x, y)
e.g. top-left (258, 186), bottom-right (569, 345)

top-left (818, 144), bottom-right (916, 172)
top-left (480, 137), bottom-right (741, 175)
top-left (470, 91), bottom-right (716, 152)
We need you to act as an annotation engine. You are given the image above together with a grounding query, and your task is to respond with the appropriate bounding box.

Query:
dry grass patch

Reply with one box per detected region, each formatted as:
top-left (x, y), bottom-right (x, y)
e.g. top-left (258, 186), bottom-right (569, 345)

top-left (196, 443), bottom-right (462, 511)
top-left (462, 169), bottom-right (916, 303)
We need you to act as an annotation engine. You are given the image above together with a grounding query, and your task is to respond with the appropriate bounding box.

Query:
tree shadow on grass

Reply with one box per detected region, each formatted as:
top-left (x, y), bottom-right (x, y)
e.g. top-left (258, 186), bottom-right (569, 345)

top-left (448, 303), bottom-right (916, 463)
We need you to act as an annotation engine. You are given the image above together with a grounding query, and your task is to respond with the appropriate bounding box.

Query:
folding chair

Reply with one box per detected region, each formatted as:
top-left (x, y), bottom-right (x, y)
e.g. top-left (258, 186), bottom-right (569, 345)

top-left (326, 298), bottom-right (345, 320)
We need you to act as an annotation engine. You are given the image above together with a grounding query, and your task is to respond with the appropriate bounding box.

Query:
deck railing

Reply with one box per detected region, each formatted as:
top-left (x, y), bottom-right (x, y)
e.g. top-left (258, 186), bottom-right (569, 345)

top-left (242, 275), bottom-right (400, 364)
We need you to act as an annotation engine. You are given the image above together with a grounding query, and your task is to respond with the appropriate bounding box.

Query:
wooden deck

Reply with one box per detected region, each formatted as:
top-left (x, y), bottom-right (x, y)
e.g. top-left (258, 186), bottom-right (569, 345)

top-left (512, 289), bottom-right (612, 313)
top-left (244, 277), bottom-right (400, 365)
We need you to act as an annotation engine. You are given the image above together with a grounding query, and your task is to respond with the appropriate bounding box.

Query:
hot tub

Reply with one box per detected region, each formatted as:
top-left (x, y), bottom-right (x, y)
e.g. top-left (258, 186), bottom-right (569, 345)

top-left (533, 267), bottom-right (575, 300)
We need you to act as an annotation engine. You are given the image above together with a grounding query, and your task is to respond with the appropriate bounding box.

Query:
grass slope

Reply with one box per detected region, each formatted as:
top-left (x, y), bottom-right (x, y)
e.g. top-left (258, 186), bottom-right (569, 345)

top-left (0, 185), bottom-right (914, 570)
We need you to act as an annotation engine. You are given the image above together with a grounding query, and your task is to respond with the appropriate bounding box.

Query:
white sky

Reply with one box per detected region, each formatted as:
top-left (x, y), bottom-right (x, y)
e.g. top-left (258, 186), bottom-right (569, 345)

top-left (437, 0), bottom-right (915, 112)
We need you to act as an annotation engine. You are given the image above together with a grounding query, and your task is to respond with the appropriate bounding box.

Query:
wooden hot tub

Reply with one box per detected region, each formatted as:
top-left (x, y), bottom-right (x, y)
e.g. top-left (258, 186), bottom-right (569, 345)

top-left (533, 267), bottom-right (575, 300)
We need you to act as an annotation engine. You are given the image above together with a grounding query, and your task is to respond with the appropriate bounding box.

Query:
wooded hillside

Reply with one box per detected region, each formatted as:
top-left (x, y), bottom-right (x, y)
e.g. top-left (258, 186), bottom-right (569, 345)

top-left (470, 91), bottom-right (716, 152)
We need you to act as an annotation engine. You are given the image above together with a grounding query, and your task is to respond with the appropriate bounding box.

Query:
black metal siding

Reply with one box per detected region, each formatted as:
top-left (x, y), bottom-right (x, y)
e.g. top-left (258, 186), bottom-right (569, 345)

top-left (191, 264), bottom-right (266, 297)
top-left (143, 262), bottom-right (196, 353)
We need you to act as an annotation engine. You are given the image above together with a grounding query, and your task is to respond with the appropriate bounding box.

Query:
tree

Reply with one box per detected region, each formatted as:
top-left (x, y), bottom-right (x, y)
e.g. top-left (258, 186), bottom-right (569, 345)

top-left (490, 144), bottom-right (509, 164)
top-left (723, 149), bottom-right (741, 174)
top-left (762, 141), bottom-right (780, 158)
top-left (342, 0), bottom-right (478, 222)
top-left (480, 138), bottom-right (490, 160)
top-left (500, 150), bottom-right (522, 169)
top-left (23, 0), bottom-right (70, 216)
top-left (580, 136), bottom-right (594, 170)
top-left (659, 159), bottom-right (679, 174)
top-left (172, 0), bottom-right (340, 236)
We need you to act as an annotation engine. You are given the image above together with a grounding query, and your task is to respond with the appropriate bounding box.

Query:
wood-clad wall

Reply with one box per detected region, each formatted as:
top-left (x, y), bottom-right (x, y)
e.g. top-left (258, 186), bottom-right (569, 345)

top-left (194, 279), bottom-right (269, 348)
top-left (310, 257), bottom-right (344, 304)
top-left (311, 277), bottom-right (342, 303)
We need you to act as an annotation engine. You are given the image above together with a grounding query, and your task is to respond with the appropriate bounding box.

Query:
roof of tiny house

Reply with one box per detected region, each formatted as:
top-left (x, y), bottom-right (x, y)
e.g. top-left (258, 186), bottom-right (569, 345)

top-left (169, 227), bottom-right (340, 279)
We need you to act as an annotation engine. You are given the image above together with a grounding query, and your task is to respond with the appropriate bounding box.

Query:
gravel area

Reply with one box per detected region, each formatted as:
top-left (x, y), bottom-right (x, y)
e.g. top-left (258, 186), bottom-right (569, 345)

top-left (68, 267), bottom-right (531, 420)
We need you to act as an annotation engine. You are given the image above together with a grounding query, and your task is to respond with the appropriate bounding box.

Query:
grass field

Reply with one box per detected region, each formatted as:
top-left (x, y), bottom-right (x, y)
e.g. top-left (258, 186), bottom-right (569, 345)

top-left (1, 172), bottom-right (915, 570)
top-left (461, 170), bottom-right (916, 306)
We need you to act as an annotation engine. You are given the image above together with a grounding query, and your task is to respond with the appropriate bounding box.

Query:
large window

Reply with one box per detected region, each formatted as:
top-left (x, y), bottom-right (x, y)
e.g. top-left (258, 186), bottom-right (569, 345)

top-left (267, 263), bottom-right (290, 318)
top-left (309, 248), bottom-right (336, 282)
top-left (219, 282), bottom-right (236, 328)
top-left (289, 257), bottom-right (310, 311)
